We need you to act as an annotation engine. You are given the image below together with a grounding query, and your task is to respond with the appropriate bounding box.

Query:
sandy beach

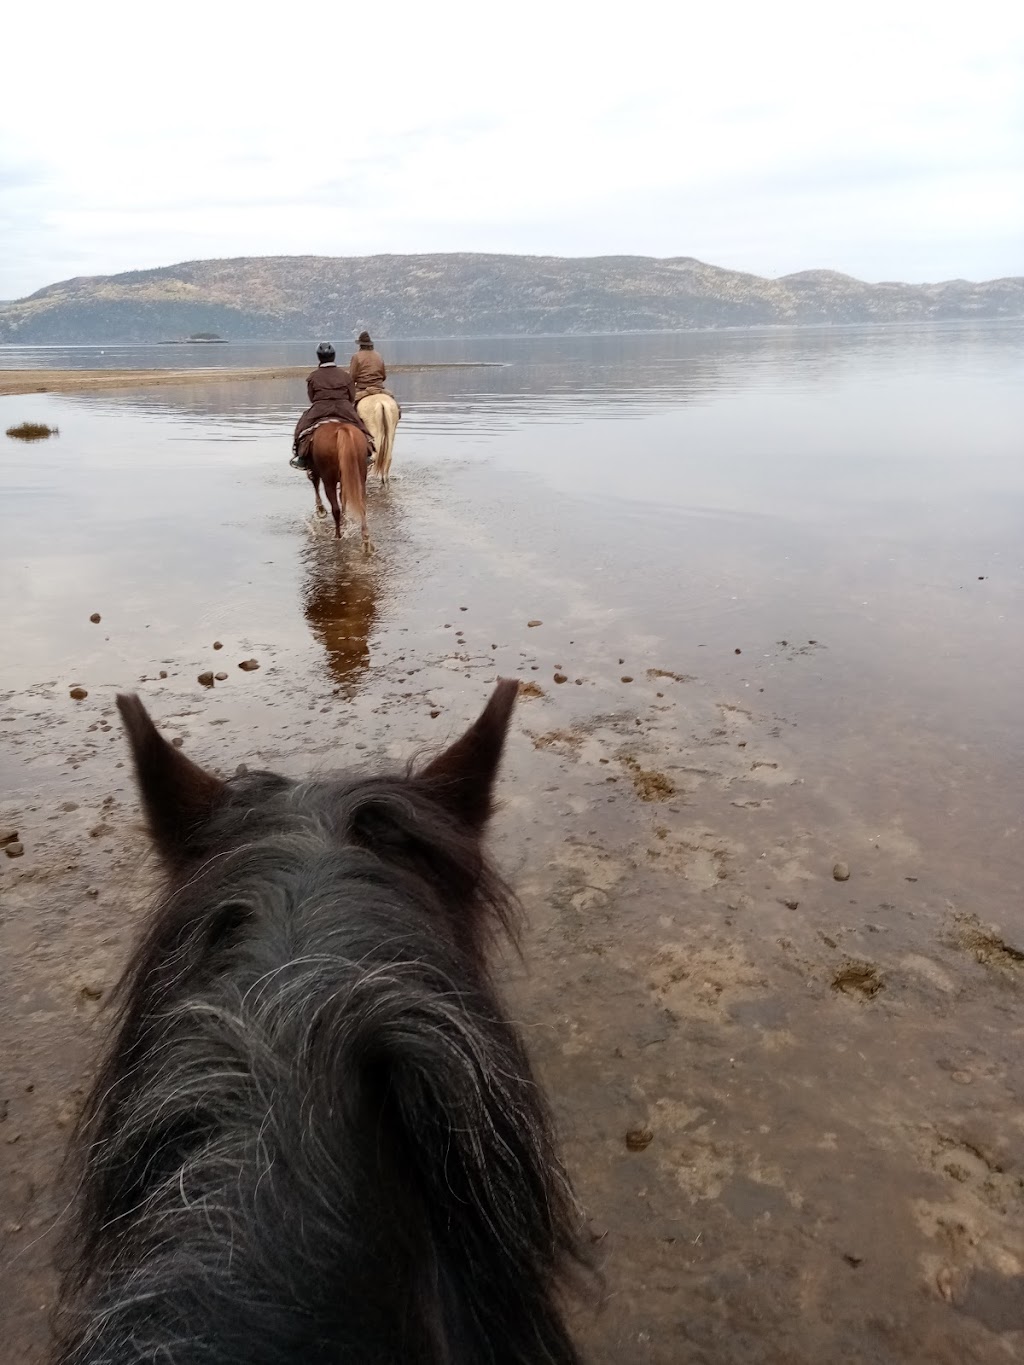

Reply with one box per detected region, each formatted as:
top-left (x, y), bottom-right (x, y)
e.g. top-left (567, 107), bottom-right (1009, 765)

top-left (0, 362), bottom-right (493, 398)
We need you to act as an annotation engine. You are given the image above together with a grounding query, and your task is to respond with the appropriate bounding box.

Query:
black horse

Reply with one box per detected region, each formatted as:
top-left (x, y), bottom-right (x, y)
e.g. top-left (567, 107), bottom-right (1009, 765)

top-left (55, 680), bottom-right (590, 1363)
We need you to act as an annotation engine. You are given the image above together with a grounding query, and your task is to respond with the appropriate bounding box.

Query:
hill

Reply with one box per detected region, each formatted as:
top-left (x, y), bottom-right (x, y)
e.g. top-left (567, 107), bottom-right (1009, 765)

top-left (1, 254), bottom-right (1021, 342)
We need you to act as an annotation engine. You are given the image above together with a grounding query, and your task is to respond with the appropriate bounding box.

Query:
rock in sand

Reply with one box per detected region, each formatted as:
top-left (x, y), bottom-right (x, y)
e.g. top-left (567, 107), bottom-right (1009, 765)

top-left (625, 1126), bottom-right (654, 1152)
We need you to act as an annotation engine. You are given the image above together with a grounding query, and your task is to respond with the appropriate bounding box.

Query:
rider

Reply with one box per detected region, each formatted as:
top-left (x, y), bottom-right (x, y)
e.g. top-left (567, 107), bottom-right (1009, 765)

top-left (290, 342), bottom-right (375, 470)
top-left (349, 331), bottom-right (387, 402)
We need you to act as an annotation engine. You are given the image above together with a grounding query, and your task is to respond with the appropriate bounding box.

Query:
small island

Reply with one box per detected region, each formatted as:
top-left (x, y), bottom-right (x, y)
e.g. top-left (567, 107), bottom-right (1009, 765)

top-left (158, 333), bottom-right (227, 345)
top-left (6, 421), bottom-right (59, 441)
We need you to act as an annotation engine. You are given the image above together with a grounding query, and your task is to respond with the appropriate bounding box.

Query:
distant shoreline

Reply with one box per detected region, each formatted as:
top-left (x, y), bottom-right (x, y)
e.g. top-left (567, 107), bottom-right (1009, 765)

top-left (0, 362), bottom-right (497, 398)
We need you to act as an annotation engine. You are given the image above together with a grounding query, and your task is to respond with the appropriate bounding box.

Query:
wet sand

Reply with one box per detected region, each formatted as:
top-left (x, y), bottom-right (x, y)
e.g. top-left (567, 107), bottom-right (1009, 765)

top-left (2, 340), bottom-right (1023, 1362)
top-left (0, 362), bottom-right (494, 397)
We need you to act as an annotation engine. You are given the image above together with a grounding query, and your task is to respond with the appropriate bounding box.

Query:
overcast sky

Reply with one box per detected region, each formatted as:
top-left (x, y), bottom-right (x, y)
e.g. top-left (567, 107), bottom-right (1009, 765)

top-left (2, 0), bottom-right (1021, 299)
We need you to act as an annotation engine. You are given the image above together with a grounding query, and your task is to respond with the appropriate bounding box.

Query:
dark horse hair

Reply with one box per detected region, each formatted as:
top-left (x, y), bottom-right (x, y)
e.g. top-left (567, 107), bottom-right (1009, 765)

top-left (54, 680), bottom-right (590, 1363)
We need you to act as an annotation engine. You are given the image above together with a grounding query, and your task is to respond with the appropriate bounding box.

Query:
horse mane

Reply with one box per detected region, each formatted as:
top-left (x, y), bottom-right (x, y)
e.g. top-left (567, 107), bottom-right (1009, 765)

top-left (54, 687), bottom-right (591, 1364)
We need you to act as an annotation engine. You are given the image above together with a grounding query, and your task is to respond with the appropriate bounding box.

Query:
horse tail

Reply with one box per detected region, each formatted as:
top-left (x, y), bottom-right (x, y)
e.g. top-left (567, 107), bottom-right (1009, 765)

top-left (336, 424), bottom-right (367, 526)
top-left (377, 396), bottom-right (398, 483)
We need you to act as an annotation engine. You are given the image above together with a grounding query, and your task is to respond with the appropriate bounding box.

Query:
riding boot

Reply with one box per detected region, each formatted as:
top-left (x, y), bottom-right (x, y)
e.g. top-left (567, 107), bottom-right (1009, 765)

top-left (289, 438), bottom-right (312, 471)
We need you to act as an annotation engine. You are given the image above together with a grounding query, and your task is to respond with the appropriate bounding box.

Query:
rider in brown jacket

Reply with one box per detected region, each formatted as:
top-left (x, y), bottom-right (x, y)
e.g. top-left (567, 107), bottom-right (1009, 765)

top-left (290, 343), bottom-right (375, 469)
top-left (349, 331), bottom-right (387, 400)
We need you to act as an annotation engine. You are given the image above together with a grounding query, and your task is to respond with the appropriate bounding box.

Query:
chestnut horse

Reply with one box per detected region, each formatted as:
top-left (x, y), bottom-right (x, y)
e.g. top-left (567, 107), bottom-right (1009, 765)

top-left (309, 421), bottom-right (370, 548)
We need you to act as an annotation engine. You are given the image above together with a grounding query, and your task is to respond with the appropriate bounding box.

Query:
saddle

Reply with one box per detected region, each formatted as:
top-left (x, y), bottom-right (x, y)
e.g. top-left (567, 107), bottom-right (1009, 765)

top-left (295, 419), bottom-right (375, 466)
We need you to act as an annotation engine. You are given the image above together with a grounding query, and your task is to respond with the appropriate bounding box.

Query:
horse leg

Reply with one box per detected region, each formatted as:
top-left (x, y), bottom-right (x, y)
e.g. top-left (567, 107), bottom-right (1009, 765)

top-left (358, 448), bottom-right (371, 552)
top-left (309, 469), bottom-right (327, 518)
top-left (325, 475), bottom-right (342, 538)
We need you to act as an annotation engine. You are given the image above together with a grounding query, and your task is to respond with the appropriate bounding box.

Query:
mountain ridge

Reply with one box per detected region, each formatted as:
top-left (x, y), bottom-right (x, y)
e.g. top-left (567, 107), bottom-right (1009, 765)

top-left (2, 253), bottom-right (1021, 342)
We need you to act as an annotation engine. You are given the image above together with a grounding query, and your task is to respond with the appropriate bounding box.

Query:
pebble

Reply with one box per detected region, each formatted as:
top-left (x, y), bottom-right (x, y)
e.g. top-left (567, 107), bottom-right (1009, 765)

top-left (430, 709), bottom-right (441, 719)
top-left (734, 648), bottom-right (742, 655)
top-left (171, 737), bottom-right (184, 748)
top-left (238, 659), bottom-right (260, 672)
top-left (5, 842), bottom-right (25, 859)
top-left (621, 675), bottom-right (633, 683)
top-left (159, 670), bottom-right (168, 679)
top-left (214, 671), bottom-right (228, 681)
top-left (527, 620), bottom-right (542, 627)
top-left (553, 673), bottom-right (568, 685)
top-left (625, 1126), bottom-right (654, 1152)
top-left (0, 829), bottom-right (18, 847)
top-left (69, 686), bottom-right (88, 700)
top-left (198, 671), bottom-right (215, 687)
top-left (86, 887), bottom-right (99, 898)
top-left (89, 612), bottom-right (101, 624)
top-left (833, 861), bottom-right (851, 881)
top-left (213, 641), bottom-right (223, 650)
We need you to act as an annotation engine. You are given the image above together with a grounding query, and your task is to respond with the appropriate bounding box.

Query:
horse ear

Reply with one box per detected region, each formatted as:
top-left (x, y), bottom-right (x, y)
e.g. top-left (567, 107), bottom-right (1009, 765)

top-left (116, 693), bottom-right (227, 861)
top-left (419, 678), bottom-right (518, 829)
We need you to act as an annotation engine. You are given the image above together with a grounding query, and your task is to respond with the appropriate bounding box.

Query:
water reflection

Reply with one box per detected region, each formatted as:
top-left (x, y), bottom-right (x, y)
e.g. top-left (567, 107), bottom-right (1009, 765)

top-left (301, 542), bottom-right (380, 696)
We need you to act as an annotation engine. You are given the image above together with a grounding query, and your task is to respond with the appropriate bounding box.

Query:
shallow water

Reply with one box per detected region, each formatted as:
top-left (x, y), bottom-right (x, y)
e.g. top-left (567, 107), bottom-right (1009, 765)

top-left (3, 326), bottom-right (1023, 776)
top-left (2, 324), bottom-right (1024, 1360)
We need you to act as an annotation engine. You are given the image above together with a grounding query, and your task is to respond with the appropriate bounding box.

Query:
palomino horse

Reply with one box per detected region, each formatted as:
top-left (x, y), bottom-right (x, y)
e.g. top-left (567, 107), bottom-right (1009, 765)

top-left (357, 391), bottom-right (400, 486)
top-left (309, 421), bottom-right (370, 547)
top-left (54, 682), bottom-right (591, 1364)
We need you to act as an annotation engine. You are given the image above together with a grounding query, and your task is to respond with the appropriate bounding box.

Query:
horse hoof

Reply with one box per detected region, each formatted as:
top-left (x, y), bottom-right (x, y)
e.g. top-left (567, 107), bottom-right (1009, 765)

top-left (315, 506), bottom-right (328, 519)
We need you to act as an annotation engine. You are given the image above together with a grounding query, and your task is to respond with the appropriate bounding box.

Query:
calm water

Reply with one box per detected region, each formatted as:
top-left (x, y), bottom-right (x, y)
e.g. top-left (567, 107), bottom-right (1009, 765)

top-left (2, 324), bottom-right (1023, 804)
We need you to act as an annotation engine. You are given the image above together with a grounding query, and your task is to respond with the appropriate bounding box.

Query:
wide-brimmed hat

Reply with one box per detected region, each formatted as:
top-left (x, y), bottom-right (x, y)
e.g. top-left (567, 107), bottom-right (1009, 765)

top-left (357, 330), bottom-right (373, 347)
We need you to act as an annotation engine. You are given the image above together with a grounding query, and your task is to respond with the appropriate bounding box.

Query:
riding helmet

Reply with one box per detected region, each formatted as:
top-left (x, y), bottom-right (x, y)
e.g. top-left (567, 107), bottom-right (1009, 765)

top-left (316, 342), bottom-right (336, 362)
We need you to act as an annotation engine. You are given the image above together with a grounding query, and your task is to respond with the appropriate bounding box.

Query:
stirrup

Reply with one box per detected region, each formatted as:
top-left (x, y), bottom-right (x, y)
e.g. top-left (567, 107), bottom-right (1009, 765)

top-left (290, 454), bottom-right (308, 470)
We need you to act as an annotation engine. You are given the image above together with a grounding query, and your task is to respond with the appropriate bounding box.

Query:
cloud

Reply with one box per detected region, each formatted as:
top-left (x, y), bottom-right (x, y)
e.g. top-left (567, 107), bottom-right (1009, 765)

top-left (1, 0), bottom-right (1021, 296)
